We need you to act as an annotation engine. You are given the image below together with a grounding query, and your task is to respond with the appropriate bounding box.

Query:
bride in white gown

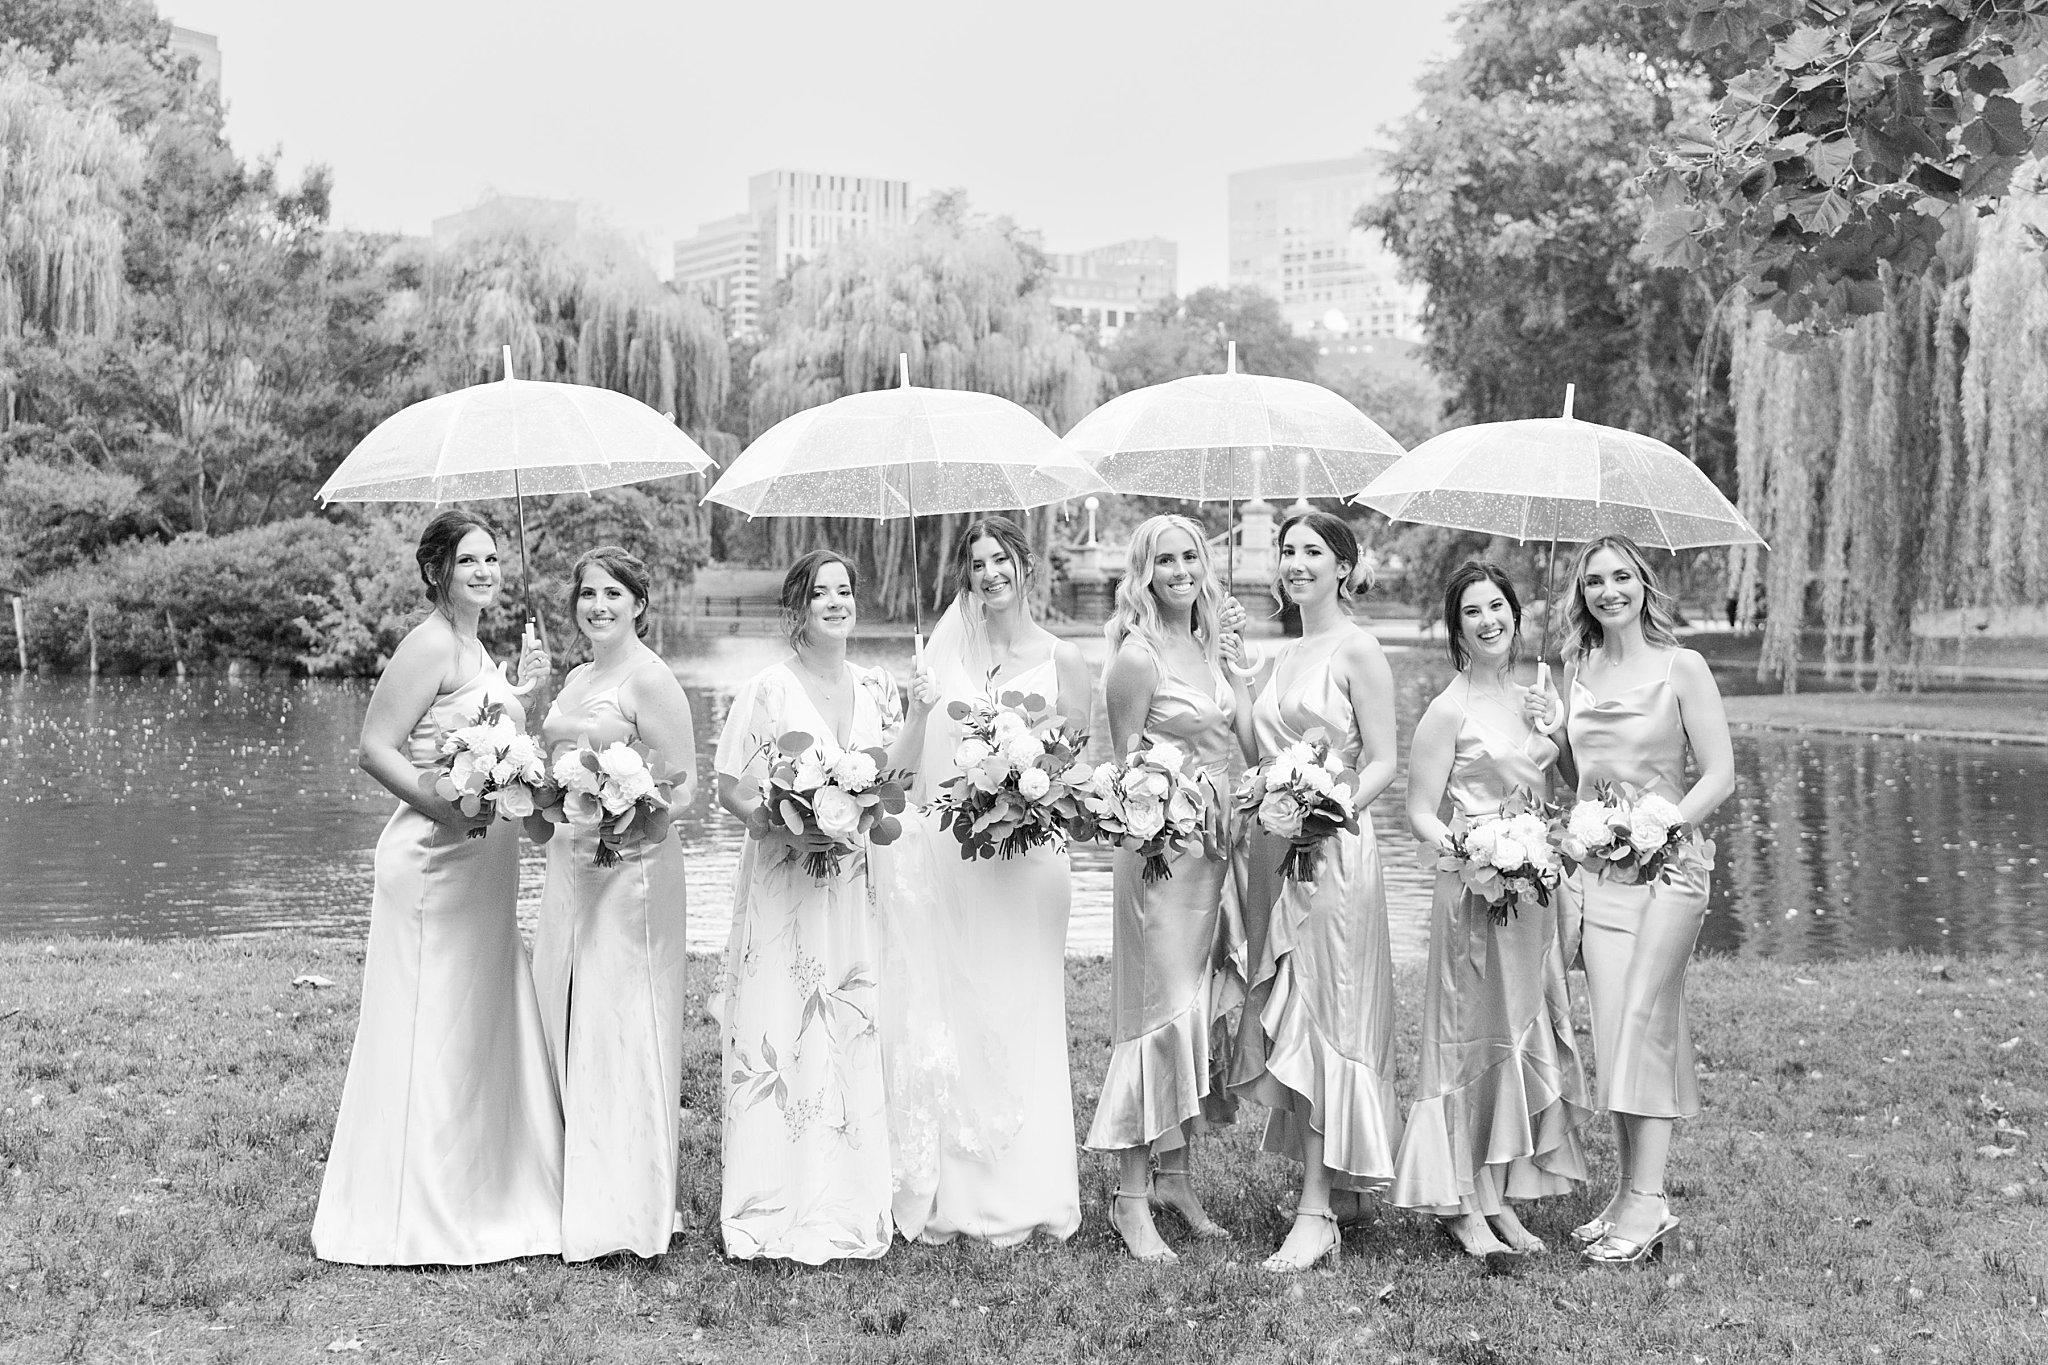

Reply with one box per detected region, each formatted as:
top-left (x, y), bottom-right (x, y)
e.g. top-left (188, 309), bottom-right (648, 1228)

top-left (883, 515), bottom-right (1088, 1245)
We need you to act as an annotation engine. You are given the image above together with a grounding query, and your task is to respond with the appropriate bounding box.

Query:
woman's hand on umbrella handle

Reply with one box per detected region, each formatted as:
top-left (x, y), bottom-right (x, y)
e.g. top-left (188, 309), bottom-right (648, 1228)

top-left (1219, 595), bottom-right (1248, 636)
top-left (909, 662), bottom-right (941, 714)
top-left (1529, 662), bottom-right (1565, 735)
top-left (516, 622), bottom-right (551, 692)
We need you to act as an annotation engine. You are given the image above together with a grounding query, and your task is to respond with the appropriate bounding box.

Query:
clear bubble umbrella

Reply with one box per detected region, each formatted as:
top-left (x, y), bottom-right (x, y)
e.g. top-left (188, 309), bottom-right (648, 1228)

top-left (703, 355), bottom-right (1108, 633)
top-left (317, 347), bottom-right (717, 637)
top-left (1058, 340), bottom-right (1406, 670)
top-left (1353, 384), bottom-right (1766, 675)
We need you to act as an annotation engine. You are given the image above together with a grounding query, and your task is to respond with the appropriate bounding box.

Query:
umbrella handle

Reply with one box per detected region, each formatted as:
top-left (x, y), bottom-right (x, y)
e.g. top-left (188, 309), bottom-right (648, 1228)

top-left (1532, 660), bottom-right (1565, 735)
top-left (1227, 637), bottom-right (1263, 678)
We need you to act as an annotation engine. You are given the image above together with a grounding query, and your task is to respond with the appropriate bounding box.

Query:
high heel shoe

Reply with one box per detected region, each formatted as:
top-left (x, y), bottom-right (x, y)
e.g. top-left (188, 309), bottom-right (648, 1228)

top-left (1261, 1208), bottom-right (1340, 1273)
top-left (1110, 1188), bottom-right (1178, 1264)
top-left (1581, 1192), bottom-right (1679, 1267)
top-left (1568, 1217), bottom-right (1612, 1248)
top-left (1149, 1170), bottom-right (1231, 1240)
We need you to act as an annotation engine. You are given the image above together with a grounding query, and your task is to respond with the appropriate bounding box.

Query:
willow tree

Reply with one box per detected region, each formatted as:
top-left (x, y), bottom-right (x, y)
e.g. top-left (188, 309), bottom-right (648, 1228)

top-left (1726, 194), bottom-right (2048, 693)
top-left (746, 195), bottom-right (1104, 619)
top-left (0, 49), bottom-right (141, 413)
top-left (418, 224), bottom-right (731, 620)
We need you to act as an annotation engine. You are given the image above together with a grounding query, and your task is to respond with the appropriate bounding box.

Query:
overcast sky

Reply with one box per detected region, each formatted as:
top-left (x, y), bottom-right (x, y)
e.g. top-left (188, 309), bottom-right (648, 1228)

top-left (164, 0), bottom-right (1463, 289)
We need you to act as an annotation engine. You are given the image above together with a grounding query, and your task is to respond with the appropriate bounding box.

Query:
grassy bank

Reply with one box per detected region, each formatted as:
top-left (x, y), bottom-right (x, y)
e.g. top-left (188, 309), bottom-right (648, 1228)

top-left (1, 938), bottom-right (2043, 1364)
top-left (1721, 691), bottom-right (2048, 744)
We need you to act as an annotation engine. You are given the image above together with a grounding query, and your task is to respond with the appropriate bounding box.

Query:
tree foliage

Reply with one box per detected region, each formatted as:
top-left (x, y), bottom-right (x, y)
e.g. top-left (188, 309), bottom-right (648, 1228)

top-left (1639, 0), bottom-right (2048, 332)
top-left (1370, 0), bottom-right (1739, 486)
top-left (1101, 285), bottom-right (1317, 390)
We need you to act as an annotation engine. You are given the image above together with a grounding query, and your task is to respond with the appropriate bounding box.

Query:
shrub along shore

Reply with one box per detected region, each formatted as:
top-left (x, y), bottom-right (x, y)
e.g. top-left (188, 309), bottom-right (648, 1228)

top-left (0, 937), bottom-right (2042, 1364)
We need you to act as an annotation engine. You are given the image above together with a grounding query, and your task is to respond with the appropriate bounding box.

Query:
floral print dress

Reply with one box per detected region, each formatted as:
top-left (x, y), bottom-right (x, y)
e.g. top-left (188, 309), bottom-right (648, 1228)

top-left (713, 661), bottom-right (898, 1262)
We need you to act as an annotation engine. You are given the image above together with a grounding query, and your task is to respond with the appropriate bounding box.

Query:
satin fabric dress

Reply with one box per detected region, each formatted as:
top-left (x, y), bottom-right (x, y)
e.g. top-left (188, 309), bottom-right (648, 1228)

top-left (891, 652), bottom-right (1082, 1245)
top-left (1226, 630), bottom-right (1401, 1189)
top-left (713, 663), bottom-right (894, 1262)
top-left (312, 661), bottom-right (564, 1266)
top-left (1389, 694), bottom-right (1591, 1215)
top-left (1567, 649), bottom-right (1711, 1119)
top-left (1085, 637), bottom-right (1241, 1154)
top-left (531, 664), bottom-right (690, 1260)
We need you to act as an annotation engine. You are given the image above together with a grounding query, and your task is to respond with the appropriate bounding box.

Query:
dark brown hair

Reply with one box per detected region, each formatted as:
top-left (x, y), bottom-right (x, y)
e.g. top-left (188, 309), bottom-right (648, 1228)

top-left (781, 549), bottom-right (858, 649)
top-left (416, 509), bottom-right (499, 613)
top-left (1441, 561), bottom-right (1522, 672)
top-left (1273, 509), bottom-right (1373, 611)
top-left (569, 545), bottom-right (653, 639)
top-left (953, 515), bottom-right (1034, 602)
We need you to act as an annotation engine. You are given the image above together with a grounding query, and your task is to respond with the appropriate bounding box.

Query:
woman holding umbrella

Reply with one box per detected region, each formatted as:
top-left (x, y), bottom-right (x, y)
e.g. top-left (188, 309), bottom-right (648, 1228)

top-left (1558, 534), bottom-right (1732, 1266)
top-left (1227, 509), bottom-right (1403, 1273)
top-left (313, 510), bottom-right (563, 1266)
top-left (1084, 513), bottom-right (1253, 1263)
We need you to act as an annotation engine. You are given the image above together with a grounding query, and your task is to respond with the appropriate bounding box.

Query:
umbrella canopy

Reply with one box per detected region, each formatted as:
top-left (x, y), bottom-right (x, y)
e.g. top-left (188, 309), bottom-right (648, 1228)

top-left (317, 349), bottom-right (715, 505)
top-left (1353, 388), bottom-right (1762, 551)
top-left (1059, 342), bottom-right (1405, 501)
top-left (704, 361), bottom-right (1105, 519)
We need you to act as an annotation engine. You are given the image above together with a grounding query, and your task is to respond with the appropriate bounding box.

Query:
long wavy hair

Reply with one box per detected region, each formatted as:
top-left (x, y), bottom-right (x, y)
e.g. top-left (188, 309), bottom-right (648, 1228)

top-left (1107, 513), bottom-right (1224, 672)
top-left (1441, 560), bottom-right (1522, 673)
top-left (1566, 534), bottom-right (1681, 658)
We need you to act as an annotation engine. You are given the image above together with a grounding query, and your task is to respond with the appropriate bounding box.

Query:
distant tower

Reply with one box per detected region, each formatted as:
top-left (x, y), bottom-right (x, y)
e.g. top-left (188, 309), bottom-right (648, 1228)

top-left (168, 26), bottom-right (222, 90)
top-left (1045, 238), bottom-right (1178, 340)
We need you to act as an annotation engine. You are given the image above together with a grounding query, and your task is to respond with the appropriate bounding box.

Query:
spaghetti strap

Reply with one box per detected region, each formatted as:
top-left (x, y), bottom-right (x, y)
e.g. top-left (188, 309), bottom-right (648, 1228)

top-left (1662, 649), bottom-right (1681, 682)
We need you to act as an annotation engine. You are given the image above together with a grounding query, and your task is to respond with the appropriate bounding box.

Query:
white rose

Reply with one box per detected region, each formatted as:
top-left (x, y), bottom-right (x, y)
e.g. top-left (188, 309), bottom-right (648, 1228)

top-left (1464, 824), bottom-right (1501, 862)
top-left (620, 769), bottom-right (657, 802)
top-left (1266, 754), bottom-right (1301, 786)
top-left (1004, 732), bottom-right (1045, 765)
top-left (812, 785), bottom-right (861, 841)
top-left (597, 743), bottom-right (648, 780)
top-left (829, 750), bottom-right (879, 791)
top-left (1123, 795), bottom-right (1166, 840)
top-left (1634, 792), bottom-right (1684, 829)
top-left (1283, 740), bottom-right (1319, 769)
top-left (1628, 807), bottom-right (1675, 853)
top-left (494, 783), bottom-right (535, 818)
top-left (955, 737), bottom-right (993, 768)
top-left (1145, 741), bottom-right (1186, 774)
top-left (1567, 801), bottom-right (1613, 850)
top-left (1017, 768), bottom-right (1052, 800)
top-left (1327, 782), bottom-right (1352, 809)
top-left (489, 757), bottom-right (521, 788)
top-left (504, 734), bottom-right (545, 780)
top-left (1297, 764), bottom-right (1334, 795)
top-left (447, 749), bottom-right (488, 793)
top-left (1490, 834), bottom-right (1528, 871)
top-left (553, 750), bottom-right (601, 794)
top-left (793, 755), bottom-right (829, 792)
top-left (992, 710), bottom-right (1029, 740)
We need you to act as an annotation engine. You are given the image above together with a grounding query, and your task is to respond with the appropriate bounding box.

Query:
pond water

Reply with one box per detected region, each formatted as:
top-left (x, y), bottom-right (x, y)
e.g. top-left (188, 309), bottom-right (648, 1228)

top-left (1, 636), bottom-right (2042, 963)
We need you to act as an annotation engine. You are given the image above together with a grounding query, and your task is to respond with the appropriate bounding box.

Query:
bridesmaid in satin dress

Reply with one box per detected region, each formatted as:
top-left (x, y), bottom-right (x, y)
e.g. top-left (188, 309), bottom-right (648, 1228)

top-left (1228, 511), bottom-right (1402, 1273)
top-left (313, 510), bottom-right (563, 1266)
top-left (1085, 514), bottom-right (1253, 1263)
top-left (530, 547), bottom-right (697, 1261)
top-left (891, 516), bottom-right (1086, 1245)
top-left (1559, 535), bottom-right (1733, 1266)
top-left (1391, 562), bottom-right (1591, 1258)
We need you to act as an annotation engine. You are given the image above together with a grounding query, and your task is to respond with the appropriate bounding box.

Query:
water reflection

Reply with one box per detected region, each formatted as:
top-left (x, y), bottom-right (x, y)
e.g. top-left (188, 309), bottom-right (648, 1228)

top-left (2, 644), bottom-right (2041, 962)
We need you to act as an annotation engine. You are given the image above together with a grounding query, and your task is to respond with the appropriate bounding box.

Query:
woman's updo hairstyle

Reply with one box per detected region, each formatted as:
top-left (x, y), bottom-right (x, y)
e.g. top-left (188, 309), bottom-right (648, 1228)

top-left (1441, 560), bottom-right (1522, 672)
top-left (953, 515), bottom-right (1035, 602)
top-left (1274, 509), bottom-right (1374, 608)
top-left (416, 508), bottom-right (499, 614)
top-left (780, 549), bottom-right (859, 650)
top-left (569, 545), bottom-right (654, 639)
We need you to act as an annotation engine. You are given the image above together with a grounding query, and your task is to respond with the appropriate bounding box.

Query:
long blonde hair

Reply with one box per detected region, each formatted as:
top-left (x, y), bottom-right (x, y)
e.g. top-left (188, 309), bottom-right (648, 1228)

top-left (1107, 513), bottom-right (1225, 672)
top-left (1566, 534), bottom-right (1681, 658)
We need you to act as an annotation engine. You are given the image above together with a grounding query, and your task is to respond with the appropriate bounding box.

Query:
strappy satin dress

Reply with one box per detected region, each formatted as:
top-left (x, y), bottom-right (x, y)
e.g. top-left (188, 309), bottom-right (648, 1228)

top-left (1084, 638), bottom-right (1241, 1154)
top-left (1567, 650), bottom-right (1711, 1119)
top-left (1389, 694), bottom-right (1591, 1215)
top-left (312, 661), bottom-right (564, 1266)
top-left (532, 663), bottom-right (690, 1260)
top-left (1227, 630), bottom-right (1401, 1189)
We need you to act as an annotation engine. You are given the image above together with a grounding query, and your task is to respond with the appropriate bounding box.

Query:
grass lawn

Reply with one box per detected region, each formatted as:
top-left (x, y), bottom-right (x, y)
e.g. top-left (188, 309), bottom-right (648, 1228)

top-left (1721, 692), bottom-right (2048, 744)
top-left (1, 937), bottom-right (2044, 1364)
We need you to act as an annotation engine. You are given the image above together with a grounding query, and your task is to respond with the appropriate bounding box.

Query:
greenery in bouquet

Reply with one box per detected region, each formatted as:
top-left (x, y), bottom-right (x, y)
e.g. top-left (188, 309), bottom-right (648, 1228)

top-left (1438, 789), bottom-right (1561, 924)
top-left (1234, 727), bottom-right (1359, 883)
top-left (931, 688), bottom-right (1092, 862)
top-left (1065, 736), bottom-right (1210, 885)
top-left (741, 731), bottom-right (910, 880)
top-left (537, 738), bottom-right (684, 867)
top-left (434, 702), bottom-right (549, 838)
top-left (1554, 780), bottom-right (1715, 888)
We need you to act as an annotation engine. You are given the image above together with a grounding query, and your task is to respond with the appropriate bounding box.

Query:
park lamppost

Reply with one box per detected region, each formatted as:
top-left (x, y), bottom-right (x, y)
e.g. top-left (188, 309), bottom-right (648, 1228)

top-left (1084, 495), bottom-right (1099, 546)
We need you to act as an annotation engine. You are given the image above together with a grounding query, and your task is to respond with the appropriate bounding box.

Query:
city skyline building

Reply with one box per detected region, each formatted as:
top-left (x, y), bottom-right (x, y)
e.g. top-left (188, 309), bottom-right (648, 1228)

top-left (678, 169), bottom-right (914, 336)
top-left (1227, 153), bottom-right (1422, 342)
top-left (1045, 237), bottom-right (1177, 339)
top-left (167, 25), bottom-right (221, 90)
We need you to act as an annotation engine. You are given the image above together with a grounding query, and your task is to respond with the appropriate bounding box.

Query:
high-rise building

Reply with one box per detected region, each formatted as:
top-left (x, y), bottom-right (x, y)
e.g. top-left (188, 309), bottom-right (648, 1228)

top-left (1228, 154), bottom-right (1421, 341)
top-left (750, 169), bottom-right (914, 287)
top-left (430, 195), bottom-right (581, 250)
top-left (168, 25), bottom-right (222, 89)
top-left (1046, 237), bottom-right (1177, 339)
top-left (676, 169), bottom-right (913, 337)
top-left (674, 213), bottom-right (763, 338)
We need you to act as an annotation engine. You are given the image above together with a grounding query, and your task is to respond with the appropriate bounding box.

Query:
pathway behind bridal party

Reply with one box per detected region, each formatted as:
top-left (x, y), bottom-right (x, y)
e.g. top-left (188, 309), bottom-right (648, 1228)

top-left (0, 936), bottom-right (2041, 1364)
